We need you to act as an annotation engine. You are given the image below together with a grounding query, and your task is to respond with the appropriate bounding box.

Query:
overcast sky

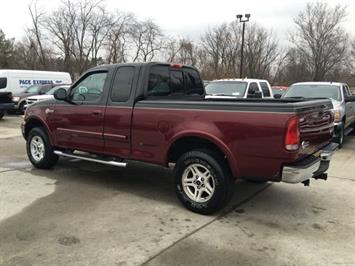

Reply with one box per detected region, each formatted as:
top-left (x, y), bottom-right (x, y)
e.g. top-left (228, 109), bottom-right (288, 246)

top-left (1, 0), bottom-right (354, 44)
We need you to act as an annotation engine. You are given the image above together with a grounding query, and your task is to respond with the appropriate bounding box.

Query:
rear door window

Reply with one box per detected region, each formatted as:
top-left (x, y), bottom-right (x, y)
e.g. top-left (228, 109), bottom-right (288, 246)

top-left (111, 67), bottom-right (135, 102)
top-left (148, 66), bottom-right (170, 96)
top-left (0, 78), bottom-right (7, 89)
top-left (260, 82), bottom-right (271, 97)
top-left (170, 70), bottom-right (184, 94)
top-left (148, 65), bottom-right (204, 98)
top-left (342, 85), bottom-right (350, 97)
top-left (345, 85), bottom-right (352, 96)
top-left (184, 68), bottom-right (204, 95)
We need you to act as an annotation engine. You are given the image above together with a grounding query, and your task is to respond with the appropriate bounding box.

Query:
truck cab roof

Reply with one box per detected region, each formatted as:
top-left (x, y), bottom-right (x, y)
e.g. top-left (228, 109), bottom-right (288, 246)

top-left (213, 78), bottom-right (270, 83)
top-left (291, 81), bottom-right (346, 87)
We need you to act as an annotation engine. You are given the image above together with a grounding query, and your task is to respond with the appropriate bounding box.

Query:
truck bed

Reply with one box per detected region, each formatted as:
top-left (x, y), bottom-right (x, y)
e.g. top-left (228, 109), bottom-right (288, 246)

top-left (132, 97), bottom-right (333, 180)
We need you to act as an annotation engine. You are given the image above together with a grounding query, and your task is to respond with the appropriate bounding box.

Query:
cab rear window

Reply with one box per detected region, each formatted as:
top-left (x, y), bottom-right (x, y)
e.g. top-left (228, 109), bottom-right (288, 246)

top-left (260, 82), bottom-right (271, 97)
top-left (148, 65), bottom-right (204, 97)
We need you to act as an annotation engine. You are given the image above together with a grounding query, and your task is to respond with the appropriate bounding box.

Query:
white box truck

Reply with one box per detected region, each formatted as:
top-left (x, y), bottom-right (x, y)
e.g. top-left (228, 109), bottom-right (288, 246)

top-left (0, 70), bottom-right (72, 115)
top-left (0, 69), bottom-right (72, 94)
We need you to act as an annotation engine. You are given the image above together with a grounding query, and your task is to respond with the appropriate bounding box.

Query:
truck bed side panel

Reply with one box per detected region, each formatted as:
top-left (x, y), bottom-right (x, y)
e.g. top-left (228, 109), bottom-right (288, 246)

top-left (131, 101), bottom-right (295, 179)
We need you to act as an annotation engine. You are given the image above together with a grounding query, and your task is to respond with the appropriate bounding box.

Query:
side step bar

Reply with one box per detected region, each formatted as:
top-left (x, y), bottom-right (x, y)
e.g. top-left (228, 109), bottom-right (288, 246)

top-left (54, 150), bottom-right (127, 167)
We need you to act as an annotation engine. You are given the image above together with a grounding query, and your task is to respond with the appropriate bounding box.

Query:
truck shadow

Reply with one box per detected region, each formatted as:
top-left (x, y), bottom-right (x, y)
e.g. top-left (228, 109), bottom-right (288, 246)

top-left (0, 158), bottom-right (269, 264)
top-left (20, 157), bottom-right (270, 212)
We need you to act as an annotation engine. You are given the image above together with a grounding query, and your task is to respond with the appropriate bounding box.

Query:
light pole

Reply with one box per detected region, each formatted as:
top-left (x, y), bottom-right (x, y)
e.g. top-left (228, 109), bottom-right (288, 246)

top-left (236, 14), bottom-right (251, 78)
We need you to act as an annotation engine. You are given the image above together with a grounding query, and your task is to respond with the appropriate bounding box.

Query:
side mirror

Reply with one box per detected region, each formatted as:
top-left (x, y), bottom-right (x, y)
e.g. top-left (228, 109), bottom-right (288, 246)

top-left (54, 88), bottom-right (68, 101)
top-left (345, 95), bottom-right (355, 102)
top-left (274, 94), bottom-right (282, 99)
top-left (39, 91), bottom-right (45, 95)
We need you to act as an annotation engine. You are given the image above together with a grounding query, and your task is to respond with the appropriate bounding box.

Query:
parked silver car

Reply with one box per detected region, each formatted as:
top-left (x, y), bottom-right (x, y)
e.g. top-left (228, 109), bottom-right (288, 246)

top-left (284, 82), bottom-right (355, 146)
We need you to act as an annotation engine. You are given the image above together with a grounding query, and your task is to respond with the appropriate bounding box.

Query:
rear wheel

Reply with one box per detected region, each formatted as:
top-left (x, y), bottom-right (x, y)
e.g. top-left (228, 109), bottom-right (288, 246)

top-left (0, 111), bottom-right (4, 120)
top-left (27, 127), bottom-right (58, 169)
top-left (174, 150), bottom-right (234, 215)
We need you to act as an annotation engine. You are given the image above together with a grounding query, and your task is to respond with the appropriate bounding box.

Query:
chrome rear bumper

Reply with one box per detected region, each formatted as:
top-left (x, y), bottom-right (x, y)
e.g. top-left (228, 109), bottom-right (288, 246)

top-left (281, 143), bottom-right (338, 184)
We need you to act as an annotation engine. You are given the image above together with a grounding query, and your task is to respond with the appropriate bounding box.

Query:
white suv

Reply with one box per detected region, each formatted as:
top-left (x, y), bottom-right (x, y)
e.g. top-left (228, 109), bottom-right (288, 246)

top-left (205, 79), bottom-right (273, 99)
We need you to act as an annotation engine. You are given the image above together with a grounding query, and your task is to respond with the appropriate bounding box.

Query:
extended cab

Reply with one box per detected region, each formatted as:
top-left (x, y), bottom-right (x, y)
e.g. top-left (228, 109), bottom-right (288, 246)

top-left (22, 63), bottom-right (338, 214)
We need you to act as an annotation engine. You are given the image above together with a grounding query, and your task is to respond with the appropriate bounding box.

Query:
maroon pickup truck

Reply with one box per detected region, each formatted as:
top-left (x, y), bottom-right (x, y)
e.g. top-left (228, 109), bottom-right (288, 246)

top-left (22, 63), bottom-right (338, 214)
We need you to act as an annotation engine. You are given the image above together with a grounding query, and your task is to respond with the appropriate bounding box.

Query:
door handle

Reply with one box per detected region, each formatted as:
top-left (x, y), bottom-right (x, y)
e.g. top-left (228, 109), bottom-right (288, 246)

top-left (45, 108), bottom-right (54, 114)
top-left (92, 110), bottom-right (102, 116)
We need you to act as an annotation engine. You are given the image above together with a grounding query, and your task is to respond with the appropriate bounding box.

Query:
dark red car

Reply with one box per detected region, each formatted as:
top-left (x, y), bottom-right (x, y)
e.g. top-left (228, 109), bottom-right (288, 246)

top-left (22, 63), bottom-right (337, 214)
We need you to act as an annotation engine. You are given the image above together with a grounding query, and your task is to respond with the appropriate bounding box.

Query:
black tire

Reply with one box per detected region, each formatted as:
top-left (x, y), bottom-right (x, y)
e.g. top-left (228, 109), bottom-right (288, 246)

top-left (26, 127), bottom-right (58, 169)
top-left (174, 150), bottom-right (234, 215)
top-left (335, 124), bottom-right (344, 148)
top-left (0, 111), bottom-right (4, 120)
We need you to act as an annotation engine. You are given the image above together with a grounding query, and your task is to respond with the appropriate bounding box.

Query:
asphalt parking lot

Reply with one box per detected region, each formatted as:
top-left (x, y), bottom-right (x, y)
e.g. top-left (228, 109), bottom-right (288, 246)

top-left (0, 115), bottom-right (355, 266)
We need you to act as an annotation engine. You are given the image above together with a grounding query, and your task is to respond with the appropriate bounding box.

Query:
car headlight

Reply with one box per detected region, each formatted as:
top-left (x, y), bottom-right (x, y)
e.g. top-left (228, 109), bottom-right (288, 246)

top-left (334, 110), bottom-right (341, 123)
top-left (12, 96), bottom-right (20, 102)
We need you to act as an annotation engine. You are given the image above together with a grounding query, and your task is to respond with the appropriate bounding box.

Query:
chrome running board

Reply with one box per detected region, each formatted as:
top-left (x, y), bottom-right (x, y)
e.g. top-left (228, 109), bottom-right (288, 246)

top-left (54, 150), bottom-right (127, 167)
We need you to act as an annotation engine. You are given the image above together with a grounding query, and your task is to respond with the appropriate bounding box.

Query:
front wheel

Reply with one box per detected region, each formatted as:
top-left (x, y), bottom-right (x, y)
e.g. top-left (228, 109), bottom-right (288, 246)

top-left (335, 124), bottom-right (344, 148)
top-left (174, 150), bottom-right (234, 215)
top-left (27, 127), bottom-right (58, 169)
top-left (18, 101), bottom-right (26, 114)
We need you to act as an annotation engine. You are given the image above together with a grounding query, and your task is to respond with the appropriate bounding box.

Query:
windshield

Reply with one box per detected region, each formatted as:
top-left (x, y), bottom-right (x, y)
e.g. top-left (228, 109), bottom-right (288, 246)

top-left (205, 81), bottom-right (247, 97)
top-left (272, 89), bottom-right (287, 95)
top-left (284, 84), bottom-right (341, 101)
top-left (25, 85), bottom-right (40, 94)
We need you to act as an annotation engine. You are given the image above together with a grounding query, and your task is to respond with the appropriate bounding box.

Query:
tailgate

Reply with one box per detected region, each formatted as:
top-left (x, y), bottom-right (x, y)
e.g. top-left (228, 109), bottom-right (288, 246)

top-left (298, 103), bottom-right (334, 158)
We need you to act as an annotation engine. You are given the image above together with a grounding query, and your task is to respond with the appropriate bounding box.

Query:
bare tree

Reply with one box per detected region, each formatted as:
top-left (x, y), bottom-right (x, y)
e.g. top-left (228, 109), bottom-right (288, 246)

top-left (291, 2), bottom-right (348, 81)
top-left (89, 6), bottom-right (113, 65)
top-left (105, 12), bottom-right (135, 64)
top-left (131, 19), bottom-right (164, 62)
top-left (274, 48), bottom-right (312, 85)
top-left (164, 37), bottom-right (180, 62)
top-left (46, 3), bottom-right (76, 75)
top-left (69, 0), bottom-right (106, 74)
top-left (243, 24), bottom-right (279, 79)
top-left (0, 29), bottom-right (15, 68)
top-left (163, 37), bottom-right (197, 65)
top-left (45, 0), bottom-right (112, 76)
top-left (200, 23), bottom-right (240, 79)
top-left (350, 38), bottom-right (355, 71)
top-left (27, 0), bottom-right (48, 69)
top-left (270, 48), bottom-right (289, 85)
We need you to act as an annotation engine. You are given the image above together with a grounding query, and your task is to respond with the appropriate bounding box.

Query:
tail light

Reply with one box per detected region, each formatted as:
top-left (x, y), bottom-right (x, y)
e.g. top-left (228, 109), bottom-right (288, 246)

top-left (285, 116), bottom-right (300, 151)
top-left (170, 63), bottom-right (183, 68)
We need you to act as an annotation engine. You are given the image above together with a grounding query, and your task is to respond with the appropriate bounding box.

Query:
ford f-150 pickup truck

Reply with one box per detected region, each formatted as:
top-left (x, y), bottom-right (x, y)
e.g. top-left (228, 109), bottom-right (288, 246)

top-left (22, 62), bottom-right (338, 214)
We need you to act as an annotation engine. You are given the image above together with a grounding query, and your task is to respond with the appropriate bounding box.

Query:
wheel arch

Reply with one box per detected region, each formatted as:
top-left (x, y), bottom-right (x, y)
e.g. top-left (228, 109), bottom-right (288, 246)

top-left (165, 133), bottom-right (239, 178)
top-left (24, 116), bottom-right (54, 145)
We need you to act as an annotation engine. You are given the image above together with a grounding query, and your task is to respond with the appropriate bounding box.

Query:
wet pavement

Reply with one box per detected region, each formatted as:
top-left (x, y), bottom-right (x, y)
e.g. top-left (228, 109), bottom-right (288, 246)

top-left (0, 115), bottom-right (354, 266)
